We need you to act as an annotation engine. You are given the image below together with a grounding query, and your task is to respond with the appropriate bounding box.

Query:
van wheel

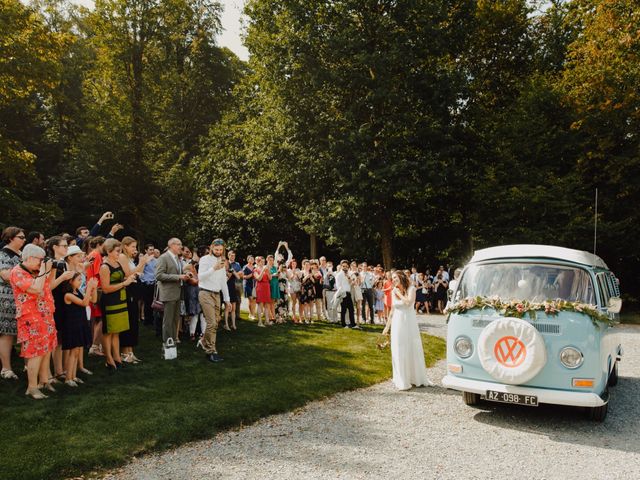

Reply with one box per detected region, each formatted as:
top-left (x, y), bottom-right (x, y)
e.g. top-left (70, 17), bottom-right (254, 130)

top-left (587, 402), bottom-right (608, 422)
top-left (608, 361), bottom-right (619, 387)
top-left (463, 391), bottom-right (481, 406)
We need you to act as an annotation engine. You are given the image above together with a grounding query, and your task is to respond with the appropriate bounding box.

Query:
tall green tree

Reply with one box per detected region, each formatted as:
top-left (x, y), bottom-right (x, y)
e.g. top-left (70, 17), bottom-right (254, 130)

top-left (0, 0), bottom-right (65, 229)
top-left (243, 0), bottom-right (471, 267)
top-left (560, 0), bottom-right (640, 298)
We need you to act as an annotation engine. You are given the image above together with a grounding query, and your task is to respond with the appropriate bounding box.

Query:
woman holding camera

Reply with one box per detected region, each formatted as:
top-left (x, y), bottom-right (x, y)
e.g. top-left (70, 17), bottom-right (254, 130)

top-left (433, 273), bottom-right (449, 314)
top-left (47, 236), bottom-right (76, 382)
top-left (0, 227), bottom-right (26, 380)
top-left (100, 238), bottom-right (135, 370)
top-left (10, 244), bottom-right (57, 399)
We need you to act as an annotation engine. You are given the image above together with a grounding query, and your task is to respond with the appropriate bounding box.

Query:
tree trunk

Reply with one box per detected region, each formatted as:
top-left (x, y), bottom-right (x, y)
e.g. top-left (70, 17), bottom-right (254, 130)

top-left (379, 213), bottom-right (394, 269)
top-left (310, 233), bottom-right (317, 259)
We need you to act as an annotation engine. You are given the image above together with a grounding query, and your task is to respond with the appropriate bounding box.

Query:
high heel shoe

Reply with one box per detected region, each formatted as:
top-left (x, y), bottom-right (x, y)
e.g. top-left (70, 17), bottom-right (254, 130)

top-left (25, 387), bottom-right (47, 399)
top-left (65, 379), bottom-right (79, 387)
top-left (39, 382), bottom-right (56, 393)
top-left (196, 338), bottom-right (204, 349)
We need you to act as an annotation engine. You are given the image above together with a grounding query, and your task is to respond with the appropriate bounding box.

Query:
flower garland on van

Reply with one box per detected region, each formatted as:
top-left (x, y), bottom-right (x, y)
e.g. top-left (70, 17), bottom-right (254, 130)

top-left (444, 296), bottom-right (613, 327)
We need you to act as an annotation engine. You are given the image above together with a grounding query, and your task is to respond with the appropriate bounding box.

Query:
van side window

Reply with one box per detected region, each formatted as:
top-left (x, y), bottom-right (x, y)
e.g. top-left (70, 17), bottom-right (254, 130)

top-left (595, 273), bottom-right (611, 308)
top-left (607, 273), bottom-right (620, 297)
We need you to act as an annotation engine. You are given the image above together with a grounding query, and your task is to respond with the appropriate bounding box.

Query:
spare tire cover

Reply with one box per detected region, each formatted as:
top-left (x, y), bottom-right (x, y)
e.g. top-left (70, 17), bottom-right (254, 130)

top-left (477, 317), bottom-right (547, 385)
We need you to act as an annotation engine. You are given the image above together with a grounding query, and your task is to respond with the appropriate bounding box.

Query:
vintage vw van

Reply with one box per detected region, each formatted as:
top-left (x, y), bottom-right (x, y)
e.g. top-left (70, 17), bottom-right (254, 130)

top-left (442, 244), bottom-right (622, 421)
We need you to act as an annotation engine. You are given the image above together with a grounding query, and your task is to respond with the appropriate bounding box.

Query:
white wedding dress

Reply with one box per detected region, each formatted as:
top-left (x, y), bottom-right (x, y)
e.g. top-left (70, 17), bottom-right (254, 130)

top-left (391, 286), bottom-right (431, 390)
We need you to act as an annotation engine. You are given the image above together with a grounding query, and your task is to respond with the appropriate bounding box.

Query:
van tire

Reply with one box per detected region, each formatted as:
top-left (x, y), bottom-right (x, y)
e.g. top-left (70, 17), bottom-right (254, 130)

top-left (587, 402), bottom-right (608, 422)
top-left (608, 361), bottom-right (618, 387)
top-left (463, 391), bottom-right (481, 406)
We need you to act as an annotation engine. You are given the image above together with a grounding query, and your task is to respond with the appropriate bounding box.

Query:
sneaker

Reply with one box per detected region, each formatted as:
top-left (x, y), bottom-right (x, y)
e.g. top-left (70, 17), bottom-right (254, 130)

top-left (207, 353), bottom-right (224, 363)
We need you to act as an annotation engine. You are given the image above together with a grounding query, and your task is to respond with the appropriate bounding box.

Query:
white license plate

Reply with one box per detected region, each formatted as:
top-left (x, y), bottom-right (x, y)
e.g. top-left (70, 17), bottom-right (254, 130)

top-left (484, 390), bottom-right (538, 406)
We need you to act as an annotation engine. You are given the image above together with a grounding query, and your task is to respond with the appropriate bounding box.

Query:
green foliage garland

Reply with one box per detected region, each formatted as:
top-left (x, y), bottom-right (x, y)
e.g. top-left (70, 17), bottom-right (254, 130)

top-left (445, 296), bottom-right (613, 327)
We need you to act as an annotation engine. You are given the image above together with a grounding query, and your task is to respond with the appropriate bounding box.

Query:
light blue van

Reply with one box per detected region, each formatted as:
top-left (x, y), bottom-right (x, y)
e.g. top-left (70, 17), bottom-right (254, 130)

top-left (442, 244), bottom-right (622, 421)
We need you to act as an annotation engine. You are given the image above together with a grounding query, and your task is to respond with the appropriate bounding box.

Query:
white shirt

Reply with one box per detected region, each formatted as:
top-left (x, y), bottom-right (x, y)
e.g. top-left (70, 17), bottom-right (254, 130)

top-left (360, 271), bottom-right (374, 289)
top-left (334, 269), bottom-right (352, 294)
top-left (198, 254), bottom-right (230, 302)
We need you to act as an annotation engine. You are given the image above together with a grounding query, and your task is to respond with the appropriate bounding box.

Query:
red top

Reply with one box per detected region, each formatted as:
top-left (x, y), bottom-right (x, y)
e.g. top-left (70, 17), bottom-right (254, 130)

top-left (383, 279), bottom-right (393, 308)
top-left (86, 251), bottom-right (103, 317)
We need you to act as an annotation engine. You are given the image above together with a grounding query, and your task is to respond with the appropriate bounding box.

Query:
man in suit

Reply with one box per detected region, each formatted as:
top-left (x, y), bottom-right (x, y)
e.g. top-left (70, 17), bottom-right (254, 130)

top-left (156, 238), bottom-right (190, 346)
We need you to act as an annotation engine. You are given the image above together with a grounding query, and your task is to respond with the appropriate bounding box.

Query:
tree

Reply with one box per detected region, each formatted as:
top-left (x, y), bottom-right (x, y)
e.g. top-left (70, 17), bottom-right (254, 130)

top-left (0, 0), bottom-right (65, 229)
top-left (560, 0), bottom-right (640, 299)
top-left (243, 0), bottom-right (471, 267)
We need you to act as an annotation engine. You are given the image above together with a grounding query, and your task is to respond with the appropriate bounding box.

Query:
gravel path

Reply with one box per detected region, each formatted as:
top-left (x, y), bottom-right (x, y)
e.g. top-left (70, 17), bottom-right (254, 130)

top-left (103, 317), bottom-right (640, 480)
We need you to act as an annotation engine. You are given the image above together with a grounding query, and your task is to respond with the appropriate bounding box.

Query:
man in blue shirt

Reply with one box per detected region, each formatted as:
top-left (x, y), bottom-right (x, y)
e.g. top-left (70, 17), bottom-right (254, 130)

top-left (140, 243), bottom-right (158, 329)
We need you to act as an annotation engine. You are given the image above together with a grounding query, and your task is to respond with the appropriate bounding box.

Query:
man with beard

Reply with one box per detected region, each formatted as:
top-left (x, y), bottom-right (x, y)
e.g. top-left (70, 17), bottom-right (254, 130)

top-left (198, 239), bottom-right (230, 363)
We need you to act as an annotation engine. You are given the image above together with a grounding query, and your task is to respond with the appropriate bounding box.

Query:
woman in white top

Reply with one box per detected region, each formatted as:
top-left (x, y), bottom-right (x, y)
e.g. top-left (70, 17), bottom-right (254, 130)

top-left (287, 259), bottom-right (302, 323)
top-left (383, 270), bottom-right (433, 390)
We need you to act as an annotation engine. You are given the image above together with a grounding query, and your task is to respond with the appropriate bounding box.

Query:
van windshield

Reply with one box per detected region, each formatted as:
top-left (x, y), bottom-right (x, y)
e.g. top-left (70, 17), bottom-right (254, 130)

top-left (459, 263), bottom-right (595, 304)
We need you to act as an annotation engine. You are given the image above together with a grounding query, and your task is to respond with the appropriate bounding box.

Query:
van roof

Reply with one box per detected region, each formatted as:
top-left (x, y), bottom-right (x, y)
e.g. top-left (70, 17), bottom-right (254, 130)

top-left (470, 244), bottom-right (609, 269)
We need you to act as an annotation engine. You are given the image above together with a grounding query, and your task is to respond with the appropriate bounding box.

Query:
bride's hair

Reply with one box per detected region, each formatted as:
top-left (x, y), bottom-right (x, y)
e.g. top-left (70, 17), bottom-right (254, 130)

top-left (395, 270), bottom-right (411, 292)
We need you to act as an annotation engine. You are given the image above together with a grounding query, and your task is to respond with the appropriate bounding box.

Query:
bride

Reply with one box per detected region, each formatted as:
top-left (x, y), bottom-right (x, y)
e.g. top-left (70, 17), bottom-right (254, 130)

top-left (382, 270), bottom-right (433, 390)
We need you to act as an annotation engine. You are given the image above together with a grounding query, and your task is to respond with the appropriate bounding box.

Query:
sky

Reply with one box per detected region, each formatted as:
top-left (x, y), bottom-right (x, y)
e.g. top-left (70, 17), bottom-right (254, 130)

top-left (71, 0), bottom-right (249, 61)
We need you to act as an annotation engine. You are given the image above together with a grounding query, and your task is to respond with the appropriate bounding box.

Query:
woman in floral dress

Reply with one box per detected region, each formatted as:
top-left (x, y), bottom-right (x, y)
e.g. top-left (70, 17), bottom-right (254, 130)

top-left (10, 244), bottom-right (57, 399)
top-left (0, 227), bottom-right (26, 380)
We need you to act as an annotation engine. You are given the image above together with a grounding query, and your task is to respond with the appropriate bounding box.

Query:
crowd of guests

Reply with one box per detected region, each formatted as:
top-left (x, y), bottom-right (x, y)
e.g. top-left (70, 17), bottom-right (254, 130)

top-left (0, 212), bottom-right (454, 400)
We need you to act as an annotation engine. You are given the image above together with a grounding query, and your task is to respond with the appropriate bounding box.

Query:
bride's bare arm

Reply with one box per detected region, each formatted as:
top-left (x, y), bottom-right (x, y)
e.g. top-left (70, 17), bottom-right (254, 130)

top-left (403, 287), bottom-right (416, 306)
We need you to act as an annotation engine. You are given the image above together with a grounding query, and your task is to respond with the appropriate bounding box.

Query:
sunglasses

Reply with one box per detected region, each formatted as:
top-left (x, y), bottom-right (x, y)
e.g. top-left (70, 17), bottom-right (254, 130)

top-left (212, 239), bottom-right (225, 246)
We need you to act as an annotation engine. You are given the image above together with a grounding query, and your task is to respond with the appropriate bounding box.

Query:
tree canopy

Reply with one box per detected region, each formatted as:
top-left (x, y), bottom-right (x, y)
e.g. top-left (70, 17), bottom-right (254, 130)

top-left (1, 0), bottom-right (639, 302)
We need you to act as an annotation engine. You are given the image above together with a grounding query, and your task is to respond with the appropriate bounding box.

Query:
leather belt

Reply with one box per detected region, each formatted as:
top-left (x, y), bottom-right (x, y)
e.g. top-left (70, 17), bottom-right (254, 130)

top-left (200, 288), bottom-right (220, 294)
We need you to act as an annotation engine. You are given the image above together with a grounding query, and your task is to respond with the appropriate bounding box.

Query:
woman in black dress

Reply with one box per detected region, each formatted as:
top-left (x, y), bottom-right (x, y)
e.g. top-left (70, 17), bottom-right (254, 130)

top-left (298, 260), bottom-right (315, 324)
top-left (433, 273), bottom-right (449, 314)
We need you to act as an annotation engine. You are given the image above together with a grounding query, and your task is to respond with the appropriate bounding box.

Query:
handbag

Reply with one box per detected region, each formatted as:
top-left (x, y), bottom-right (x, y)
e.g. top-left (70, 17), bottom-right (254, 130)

top-left (151, 283), bottom-right (164, 313)
top-left (163, 337), bottom-right (177, 360)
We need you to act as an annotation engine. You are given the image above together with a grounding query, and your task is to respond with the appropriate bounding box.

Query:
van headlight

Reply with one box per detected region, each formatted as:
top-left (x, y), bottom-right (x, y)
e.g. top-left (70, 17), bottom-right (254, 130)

top-left (454, 336), bottom-right (473, 359)
top-left (560, 347), bottom-right (584, 369)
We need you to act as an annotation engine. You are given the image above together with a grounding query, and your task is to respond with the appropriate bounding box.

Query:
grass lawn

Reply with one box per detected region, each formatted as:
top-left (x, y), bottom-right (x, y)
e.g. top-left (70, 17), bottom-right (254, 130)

top-left (1, 317), bottom-right (445, 480)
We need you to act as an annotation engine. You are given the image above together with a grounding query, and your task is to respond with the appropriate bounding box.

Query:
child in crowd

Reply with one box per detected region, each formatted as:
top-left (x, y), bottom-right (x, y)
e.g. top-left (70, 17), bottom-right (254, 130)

top-left (374, 279), bottom-right (385, 324)
top-left (62, 273), bottom-right (98, 387)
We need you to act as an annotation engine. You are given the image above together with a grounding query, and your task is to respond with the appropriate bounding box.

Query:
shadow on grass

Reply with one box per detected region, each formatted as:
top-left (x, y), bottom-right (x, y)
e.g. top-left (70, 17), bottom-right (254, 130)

top-left (0, 318), bottom-right (445, 480)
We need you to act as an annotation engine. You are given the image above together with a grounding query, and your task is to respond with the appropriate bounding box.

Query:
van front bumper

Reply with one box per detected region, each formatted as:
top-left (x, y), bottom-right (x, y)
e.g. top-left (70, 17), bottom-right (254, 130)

top-left (442, 375), bottom-right (607, 407)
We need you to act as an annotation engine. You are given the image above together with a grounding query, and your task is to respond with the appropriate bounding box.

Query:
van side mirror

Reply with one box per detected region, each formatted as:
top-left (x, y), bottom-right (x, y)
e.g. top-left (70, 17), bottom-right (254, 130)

top-left (607, 297), bottom-right (622, 314)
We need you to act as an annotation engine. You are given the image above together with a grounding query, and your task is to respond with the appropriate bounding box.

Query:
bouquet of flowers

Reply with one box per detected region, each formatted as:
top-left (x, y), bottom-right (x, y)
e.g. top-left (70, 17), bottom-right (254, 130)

top-left (376, 333), bottom-right (390, 350)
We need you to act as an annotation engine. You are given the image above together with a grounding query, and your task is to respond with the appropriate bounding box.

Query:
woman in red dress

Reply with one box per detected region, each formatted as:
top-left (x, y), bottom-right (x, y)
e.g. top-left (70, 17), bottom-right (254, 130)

top-left (253, 256), bottom-right (272, 327)
top-left (383, 271), bottom-right (394, 324)
top-left (10, 244), bottom-right (57, 399)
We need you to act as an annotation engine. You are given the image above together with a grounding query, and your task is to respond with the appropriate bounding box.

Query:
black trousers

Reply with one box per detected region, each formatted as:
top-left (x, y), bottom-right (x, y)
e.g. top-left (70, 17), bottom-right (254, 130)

top-left (141, 282), bottom-right (155, 326)
top-left (361, 288), bottom-right (375, 323)
top-left (340, 292), bottom-right (355, 327)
